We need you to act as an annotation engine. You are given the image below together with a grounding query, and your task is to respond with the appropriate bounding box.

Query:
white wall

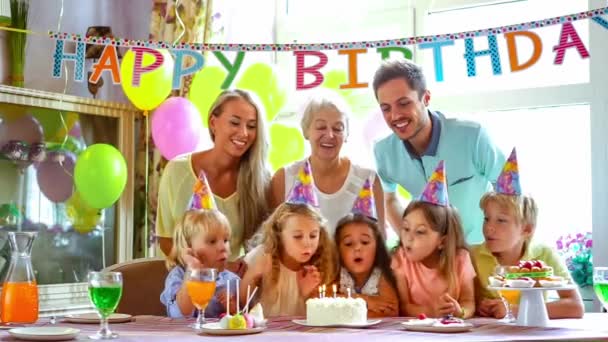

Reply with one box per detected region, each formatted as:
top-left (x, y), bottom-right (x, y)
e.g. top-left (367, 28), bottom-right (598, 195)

top-left (24, 0), bottom-right (152, 103)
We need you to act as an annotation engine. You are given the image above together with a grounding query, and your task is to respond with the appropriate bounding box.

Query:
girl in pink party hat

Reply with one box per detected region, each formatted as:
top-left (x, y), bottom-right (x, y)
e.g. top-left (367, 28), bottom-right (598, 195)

top-left (334, 177), bottom-right (399, 317)
top-left (472, 148), bottom-right (583, 319)
top-left (391, 160), bottom-right (476, 318)
top-left (160, 171), bottom-right (240, 318)
top-left (240, 160), bottom-right (337, 317)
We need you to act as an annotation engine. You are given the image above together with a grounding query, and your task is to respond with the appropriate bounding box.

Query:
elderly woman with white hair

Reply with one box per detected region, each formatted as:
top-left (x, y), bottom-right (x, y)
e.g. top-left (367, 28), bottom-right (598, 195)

top-left (269, 93), bottom-right (385, 237)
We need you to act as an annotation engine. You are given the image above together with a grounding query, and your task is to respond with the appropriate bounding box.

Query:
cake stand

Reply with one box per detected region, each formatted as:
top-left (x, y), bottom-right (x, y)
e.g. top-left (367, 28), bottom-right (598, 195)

top-left (488, 285), bottom-right (576, 327)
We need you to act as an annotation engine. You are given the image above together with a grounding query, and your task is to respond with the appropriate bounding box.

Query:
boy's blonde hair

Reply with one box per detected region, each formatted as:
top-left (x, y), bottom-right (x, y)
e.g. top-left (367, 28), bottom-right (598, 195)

top-left (402, 201), bottom-right (468, 296)
top-left (255, 203), bottom-right (337, 289)
top-left (166, 209), bottom-right (231, 270)
top-left (479, 192), bottom-right (538, 250)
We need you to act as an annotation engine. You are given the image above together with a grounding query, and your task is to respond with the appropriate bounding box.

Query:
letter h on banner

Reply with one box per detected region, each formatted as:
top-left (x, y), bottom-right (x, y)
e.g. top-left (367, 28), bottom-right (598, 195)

top-left (463, 36), bottom-right (502, 77)
top-left (52, 40), bottom-right (86, 82)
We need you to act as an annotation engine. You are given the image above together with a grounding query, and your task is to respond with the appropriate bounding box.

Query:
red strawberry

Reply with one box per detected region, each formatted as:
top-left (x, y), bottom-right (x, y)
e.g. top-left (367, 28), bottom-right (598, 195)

top-left (417, 313), bottom-right (427, 320)
top-left (522, 261), bottom-right (532, 269)
top-left (533, 260), bottom-right (543, 268)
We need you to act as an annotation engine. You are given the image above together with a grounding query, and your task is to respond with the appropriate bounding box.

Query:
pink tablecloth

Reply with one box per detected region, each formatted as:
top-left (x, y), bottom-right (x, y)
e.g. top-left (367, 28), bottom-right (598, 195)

top-left (1, 314), bottom-right (607, 341)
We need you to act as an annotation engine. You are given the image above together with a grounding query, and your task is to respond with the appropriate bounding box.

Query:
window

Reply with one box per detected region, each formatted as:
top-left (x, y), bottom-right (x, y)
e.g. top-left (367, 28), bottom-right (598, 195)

top-left (444, 105), bottom-right (591, 243)
top-left (423, 0), bottom-right (589, 94)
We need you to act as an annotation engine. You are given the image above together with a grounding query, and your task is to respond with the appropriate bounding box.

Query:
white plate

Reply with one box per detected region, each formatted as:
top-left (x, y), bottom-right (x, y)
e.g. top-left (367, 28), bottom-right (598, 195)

top-left (198, 322), bottom-right (265, 336)
top-left (63, 313), bottom-right (132, 324)
top-left (8, 327), bottom-right (80, 341)
top-left (292, 319), bottom-right (381, 328)
top-left (401, 321), bottom-right (474, 333)
top-left (488, 284), bottom-right (577, 291)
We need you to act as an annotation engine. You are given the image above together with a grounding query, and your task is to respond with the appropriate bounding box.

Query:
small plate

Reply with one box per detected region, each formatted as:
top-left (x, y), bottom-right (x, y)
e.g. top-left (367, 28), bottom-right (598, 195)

top-left (8, 327), bottom-right (80, 341)
top-left (292, 319), bottom-right (381, 328)
top-left (401, 320), bottom-right (473, 333)
top-left (488, 285), bottom-right (577, 291)
top-left (198, 322), bottom-right (265, 336)
top-left (63, 313), bottom-right (132, 324)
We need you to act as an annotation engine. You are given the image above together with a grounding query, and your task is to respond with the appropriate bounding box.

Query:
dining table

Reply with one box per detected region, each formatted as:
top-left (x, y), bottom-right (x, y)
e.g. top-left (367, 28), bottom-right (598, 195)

top-left (0, 313), bottom-right (607, 341)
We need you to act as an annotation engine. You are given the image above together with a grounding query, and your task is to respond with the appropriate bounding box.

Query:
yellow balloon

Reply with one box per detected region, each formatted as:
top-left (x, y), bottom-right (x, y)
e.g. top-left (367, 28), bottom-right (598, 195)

top-left (66, 191), bottom-right (102, 234)
top-left (189, 66), bottom-right (227, 127)
top-left (121, 49), bottom-right (174, 111)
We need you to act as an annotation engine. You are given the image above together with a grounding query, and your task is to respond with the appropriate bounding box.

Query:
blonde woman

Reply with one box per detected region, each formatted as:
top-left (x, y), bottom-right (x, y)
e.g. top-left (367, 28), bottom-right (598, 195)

top-left (156, 89), bottom-right (271, 275)
top-left (269, 93), bottom-right (385, 237)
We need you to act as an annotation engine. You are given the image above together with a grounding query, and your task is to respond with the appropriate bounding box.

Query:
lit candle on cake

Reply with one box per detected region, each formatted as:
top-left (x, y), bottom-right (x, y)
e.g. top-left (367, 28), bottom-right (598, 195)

top-left (322, 284), bottom-right (326, 298)
top-left (347, 288), bottom-right (351, 298)
top-left (318, 286), bottom-right (322, 298)
top-left (332, 284), bottom-right (337, 298)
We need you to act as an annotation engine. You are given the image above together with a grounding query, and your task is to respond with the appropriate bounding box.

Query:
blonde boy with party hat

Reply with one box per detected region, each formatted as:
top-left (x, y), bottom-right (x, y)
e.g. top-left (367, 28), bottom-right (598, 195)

top-left (472, 148), bottom-right (584, 319)
top-left (160, 171), bottom-right (240, 318)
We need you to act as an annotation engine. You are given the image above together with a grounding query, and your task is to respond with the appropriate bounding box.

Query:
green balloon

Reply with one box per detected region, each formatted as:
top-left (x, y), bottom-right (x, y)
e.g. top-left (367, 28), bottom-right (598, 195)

top-left (322, 70), bottom-right (374, 119)
top-left (189, 66), bottom-right (228, 127)
top-left (268, 124), bottom-right (305, 171)
top-left (397, 184), bottom-right (412, 201)
top-left (236, 63), bottom-right (287, 122)
top-left (74, 144), bottom-right (127, 209)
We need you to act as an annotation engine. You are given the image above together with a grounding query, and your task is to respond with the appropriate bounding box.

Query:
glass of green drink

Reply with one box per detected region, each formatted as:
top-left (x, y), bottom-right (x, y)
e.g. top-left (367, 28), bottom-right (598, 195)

top-left (593, 267), bottom-right (608, 312)
top-left (88, 271), bottom-right (123, 339)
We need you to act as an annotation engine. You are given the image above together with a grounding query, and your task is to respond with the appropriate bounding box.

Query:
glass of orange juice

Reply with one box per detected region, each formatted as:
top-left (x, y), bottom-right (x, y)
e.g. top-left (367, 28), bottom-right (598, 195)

top-left (185, 267), bottom-right (217, 330)
top-left (495, 266), bottom-right (518, 323)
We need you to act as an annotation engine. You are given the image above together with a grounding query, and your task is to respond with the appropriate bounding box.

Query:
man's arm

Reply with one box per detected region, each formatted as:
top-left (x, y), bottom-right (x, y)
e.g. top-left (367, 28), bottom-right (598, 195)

top-left (385, 192), bottom-right (404, 236)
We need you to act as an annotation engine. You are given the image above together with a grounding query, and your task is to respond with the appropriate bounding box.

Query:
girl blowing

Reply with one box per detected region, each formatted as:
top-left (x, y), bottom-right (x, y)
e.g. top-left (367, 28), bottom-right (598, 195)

top-left (160, 173), bottom-right (239, 318)
top-left (391, 161), bottom-right (476, 318)
top-left (335, 178), bottom-right (399, 317)
top-left (241, 160), bottom-right (337, 316)
top-left (473, 148), bottom-right (583, 319)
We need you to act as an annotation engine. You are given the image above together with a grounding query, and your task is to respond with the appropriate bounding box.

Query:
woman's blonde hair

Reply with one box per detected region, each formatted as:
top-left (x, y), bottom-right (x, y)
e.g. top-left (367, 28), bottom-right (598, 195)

top-left (207, 89), bottom-right (271, 248)
top-left (479, 192), bottom-right (538, 251)
top-left (300, 91), bottom-right (351, 140)
top-left (166, 209), bottom-right (231, 270)
top-left (256, 203), bottom-right (337, 289)
top-left (402, 201), bottom-right (468, 296)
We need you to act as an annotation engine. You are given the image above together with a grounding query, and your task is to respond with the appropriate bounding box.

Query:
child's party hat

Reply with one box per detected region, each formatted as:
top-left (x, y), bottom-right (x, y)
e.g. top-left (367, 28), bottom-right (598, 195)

top-left (351, 177), bottom-right (377, 219)
top-left (419, 160), bottom-right (449, 206)
top-left (286, 159), bottom-right (319, 207)
top-left (190, 170), bottom-right (217, 210)
top-left (495, 147), bottom-right (521, 196)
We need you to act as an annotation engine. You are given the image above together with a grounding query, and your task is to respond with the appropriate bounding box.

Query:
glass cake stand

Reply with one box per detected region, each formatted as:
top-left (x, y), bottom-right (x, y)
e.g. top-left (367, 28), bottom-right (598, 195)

top-left (488, 285), bottom-right (577, 327)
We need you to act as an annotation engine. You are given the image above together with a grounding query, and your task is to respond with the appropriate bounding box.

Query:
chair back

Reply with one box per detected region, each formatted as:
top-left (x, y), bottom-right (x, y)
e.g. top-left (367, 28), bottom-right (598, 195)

top-left (103, 257), bottom-right (168, 316)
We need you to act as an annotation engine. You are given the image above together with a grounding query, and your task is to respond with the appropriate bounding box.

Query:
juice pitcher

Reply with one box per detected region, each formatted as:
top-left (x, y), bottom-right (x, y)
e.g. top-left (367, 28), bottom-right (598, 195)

top-left (0, 232), bottom-right (38, 323)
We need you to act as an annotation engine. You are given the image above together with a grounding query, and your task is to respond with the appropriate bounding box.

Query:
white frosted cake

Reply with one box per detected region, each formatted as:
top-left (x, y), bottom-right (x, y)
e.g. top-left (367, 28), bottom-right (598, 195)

top-left (305, 297), bottom-right (367, 325)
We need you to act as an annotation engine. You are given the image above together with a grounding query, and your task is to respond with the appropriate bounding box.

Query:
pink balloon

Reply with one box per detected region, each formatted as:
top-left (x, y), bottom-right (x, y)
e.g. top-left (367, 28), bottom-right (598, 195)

top-left (0, 115), bottom-right (44, 148)
top-left (151, 97), bottom-right (202, 160)
top-left (36, 151), bottom-right (75, 203)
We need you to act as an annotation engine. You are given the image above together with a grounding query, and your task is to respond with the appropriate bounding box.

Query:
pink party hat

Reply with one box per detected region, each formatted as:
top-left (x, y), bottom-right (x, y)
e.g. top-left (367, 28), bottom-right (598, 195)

top-left (286, 160), bottom-right (319, 207)
top-left (352, 177), bottom-right (377, 219)
top-left (418, 160), bottom-right (449, 206)
top-left (190, 171), bottom-right (217, 210)
top-left (495, 147), bottom-right (521, 196)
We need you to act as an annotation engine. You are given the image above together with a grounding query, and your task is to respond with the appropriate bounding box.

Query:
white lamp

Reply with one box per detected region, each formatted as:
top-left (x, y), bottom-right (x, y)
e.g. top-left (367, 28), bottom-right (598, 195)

top-left (0, 0), bottom-right (10, 27)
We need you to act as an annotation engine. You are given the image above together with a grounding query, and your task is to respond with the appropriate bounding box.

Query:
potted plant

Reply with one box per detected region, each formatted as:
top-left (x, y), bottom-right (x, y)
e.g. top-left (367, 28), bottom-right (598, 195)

top-left (556, 232), bottom-right (593, 309)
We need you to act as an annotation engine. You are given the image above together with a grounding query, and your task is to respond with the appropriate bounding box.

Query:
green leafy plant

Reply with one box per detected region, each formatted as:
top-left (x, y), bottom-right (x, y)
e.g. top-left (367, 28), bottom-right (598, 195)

top-left (9, 0), bottom-right (28, 87)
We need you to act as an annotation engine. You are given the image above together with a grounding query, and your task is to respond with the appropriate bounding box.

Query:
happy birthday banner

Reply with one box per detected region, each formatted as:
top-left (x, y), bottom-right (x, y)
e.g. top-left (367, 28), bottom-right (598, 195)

top-left (46, 6), bottom-right (608, 91)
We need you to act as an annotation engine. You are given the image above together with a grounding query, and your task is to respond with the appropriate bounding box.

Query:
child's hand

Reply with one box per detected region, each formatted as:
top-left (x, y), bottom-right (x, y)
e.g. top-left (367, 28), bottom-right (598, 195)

top-left (478, 298), bottom-right (506, 318)
top-left (297, 265), bottom-right (321, 297)
top-left (436, 293), bottom-right (462, 317)
top-left (182, 248), bottom-right (203, 270)
top-left (217, 291), bottom-right (238, 315)
top-left (366, 297), bottom-right (398, 316)
top-left (390, 248), bottom-right (407, 277)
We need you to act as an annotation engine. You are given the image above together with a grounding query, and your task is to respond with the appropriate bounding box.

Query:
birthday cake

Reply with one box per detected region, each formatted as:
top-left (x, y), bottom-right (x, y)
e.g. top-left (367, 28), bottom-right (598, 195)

top-left (305, 297), bottom-right (367, 326)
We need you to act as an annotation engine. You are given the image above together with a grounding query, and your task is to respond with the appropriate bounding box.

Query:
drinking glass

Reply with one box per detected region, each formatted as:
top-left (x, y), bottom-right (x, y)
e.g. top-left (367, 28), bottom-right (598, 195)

top-left (185, 268), bottom-right (217, 330)
top-left (494, 266), bottom-right (518, 323)
top-left (88, 272), bottom-right (123, 339)
top-left (593, 267), bottom-right (608, 312)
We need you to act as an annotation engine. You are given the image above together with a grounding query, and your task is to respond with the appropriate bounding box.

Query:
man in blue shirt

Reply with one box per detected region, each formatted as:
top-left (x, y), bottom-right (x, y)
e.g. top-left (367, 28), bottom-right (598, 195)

top-left (372, 59), bottom-right (505, 244)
